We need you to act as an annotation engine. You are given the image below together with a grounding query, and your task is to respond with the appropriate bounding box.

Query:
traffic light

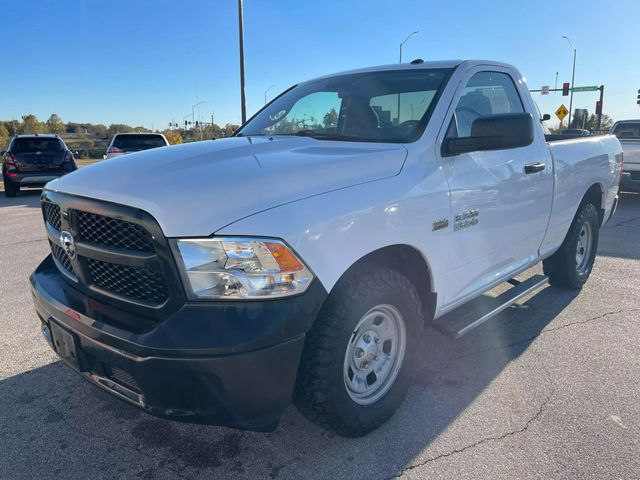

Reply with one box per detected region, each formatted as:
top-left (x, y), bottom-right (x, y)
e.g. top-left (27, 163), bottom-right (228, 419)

top-left (637, 89), bottom-right (640, 105)
top-left (562, 82), bottom-right (570, 96)
top-left (595, 101), bottom-right (602, 115)
top-left (195, 121), bottom-right (199, 127)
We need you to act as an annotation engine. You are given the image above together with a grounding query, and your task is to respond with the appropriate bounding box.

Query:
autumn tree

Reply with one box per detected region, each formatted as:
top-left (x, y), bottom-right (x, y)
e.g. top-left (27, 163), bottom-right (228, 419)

top-left (223, 123), bottom-right (240, 137)
top-left (21, 114), bottom-right (43, 134)
top-left (46, 114), bottom-right (65, 134)
top-left (0, 122), bottom-right (10, 150)
top-left (162, 130), bottom-right (183, 145)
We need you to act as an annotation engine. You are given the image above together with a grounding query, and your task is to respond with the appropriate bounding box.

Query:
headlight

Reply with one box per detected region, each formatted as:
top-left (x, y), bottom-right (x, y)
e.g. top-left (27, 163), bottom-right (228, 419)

top-left (172, 237), bottom-right (314, 299)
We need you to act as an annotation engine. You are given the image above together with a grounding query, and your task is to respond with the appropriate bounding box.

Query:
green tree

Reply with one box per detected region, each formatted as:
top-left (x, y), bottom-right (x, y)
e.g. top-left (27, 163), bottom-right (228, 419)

top-left (584, 114), bottom-right (613, 132)
top-left (46, 114), bottom-right (65, 134)
top-left (92, 124), bottom-right (108, 138)
top-left (21, 114), bottom-right (43, 134)
top-left (323, 107), bottom-right (338, 129)
top-left (107, 123), bottom-right (134, 137)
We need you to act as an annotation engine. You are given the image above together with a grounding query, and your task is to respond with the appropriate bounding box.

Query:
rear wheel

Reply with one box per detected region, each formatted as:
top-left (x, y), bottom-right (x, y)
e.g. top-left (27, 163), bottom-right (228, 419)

top-left (543, 202), bottom-right (599, 289)
top-left (4, 180), bottom-right (18, 197)
top-left (294, 266), bottom-right (423, 437)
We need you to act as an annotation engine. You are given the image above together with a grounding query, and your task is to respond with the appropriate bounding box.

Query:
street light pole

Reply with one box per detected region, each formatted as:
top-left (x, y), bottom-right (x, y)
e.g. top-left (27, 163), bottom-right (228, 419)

top-left (264, 85), bottom-right (275, 105)
top-left (399, 30), bottom-right (418, 63)
top-left (397, 30), bottom-right (418, 125)
top-left (192, 101), bottom-right (206, 140)
top-left (238, 0), bottom-right (247, 124)
top-left (562, 36), bottom-right (576, 127)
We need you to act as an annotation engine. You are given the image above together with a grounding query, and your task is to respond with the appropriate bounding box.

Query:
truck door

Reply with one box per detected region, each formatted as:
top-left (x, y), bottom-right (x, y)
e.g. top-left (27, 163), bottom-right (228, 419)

top-left (436, 68), bottom-right (553, 309)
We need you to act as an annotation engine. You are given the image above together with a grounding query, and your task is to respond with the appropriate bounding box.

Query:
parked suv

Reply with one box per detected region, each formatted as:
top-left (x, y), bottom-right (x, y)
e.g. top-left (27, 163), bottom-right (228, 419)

top-left (2, 134), bottom-right (77, 197)
top-left (106, 133), bottom-right (169, 158)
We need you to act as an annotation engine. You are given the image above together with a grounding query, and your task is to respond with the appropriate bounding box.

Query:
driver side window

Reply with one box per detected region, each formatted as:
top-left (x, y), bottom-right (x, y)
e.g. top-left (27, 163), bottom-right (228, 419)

top-left (447, 71), bottom-right (524, 138)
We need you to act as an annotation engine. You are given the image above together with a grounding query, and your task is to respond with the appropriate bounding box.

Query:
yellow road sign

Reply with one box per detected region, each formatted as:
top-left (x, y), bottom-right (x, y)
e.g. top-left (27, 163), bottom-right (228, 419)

top-left (555, 104), bottom-right (569, 122)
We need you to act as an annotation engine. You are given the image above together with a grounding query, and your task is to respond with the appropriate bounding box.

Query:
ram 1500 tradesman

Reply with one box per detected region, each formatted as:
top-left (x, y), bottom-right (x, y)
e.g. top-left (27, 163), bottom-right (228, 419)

top-left (31, 60), bottom-right (622, 437)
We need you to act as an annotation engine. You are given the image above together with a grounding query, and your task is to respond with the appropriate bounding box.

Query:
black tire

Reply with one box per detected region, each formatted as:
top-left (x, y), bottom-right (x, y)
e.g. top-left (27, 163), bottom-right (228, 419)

top-left (4, 180), bottom-right (18, 198)
top-left (294, 266), bottom-right (423, 437)
top-left (543, 202), bottom-right (599, 289)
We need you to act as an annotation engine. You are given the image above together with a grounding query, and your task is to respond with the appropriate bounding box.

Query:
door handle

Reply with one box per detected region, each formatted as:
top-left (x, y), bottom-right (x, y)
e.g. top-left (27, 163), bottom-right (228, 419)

top-left (524, 162), bottom-right (546, 174)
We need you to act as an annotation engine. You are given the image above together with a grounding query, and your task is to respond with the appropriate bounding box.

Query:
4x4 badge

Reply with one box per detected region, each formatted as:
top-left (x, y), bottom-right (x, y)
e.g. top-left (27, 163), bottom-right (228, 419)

top-left (60, 231), bottom-right (76, 260)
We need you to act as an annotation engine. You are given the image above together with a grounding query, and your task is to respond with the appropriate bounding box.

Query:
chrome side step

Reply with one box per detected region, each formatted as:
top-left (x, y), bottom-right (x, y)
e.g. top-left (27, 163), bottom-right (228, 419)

top-left (433, 274), bottom-right (549, 339)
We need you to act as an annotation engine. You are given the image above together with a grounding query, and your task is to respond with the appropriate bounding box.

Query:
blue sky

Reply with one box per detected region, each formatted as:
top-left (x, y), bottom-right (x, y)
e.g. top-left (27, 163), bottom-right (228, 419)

top-left (1, 0), bottom-right (638, 129)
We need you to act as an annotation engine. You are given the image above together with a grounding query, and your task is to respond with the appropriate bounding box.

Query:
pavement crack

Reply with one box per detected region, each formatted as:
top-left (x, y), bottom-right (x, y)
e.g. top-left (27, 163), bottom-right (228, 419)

top-left (392, 350), bottom-right (555, 479)
top-left (448, 307), bottom-right (640, 364)
top-left (539, 308), bottom-right (640, 334)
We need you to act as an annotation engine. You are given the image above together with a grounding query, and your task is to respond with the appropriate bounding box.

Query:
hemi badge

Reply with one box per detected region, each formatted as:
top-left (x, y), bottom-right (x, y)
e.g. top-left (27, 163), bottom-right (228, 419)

top-left (432, 218), bottom-right (449, 231)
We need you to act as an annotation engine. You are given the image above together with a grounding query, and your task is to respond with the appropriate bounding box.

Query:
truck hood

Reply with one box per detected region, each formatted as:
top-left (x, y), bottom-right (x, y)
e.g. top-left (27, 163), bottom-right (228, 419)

top-left (46, 136), bottom-right (407, 237)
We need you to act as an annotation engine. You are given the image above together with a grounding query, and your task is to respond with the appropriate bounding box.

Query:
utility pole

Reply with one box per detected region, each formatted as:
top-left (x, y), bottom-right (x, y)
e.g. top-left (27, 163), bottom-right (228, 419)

top-left (562, 36), bottom-right (576, 127)
top-left (555, 72), bottom-right (558, 92)
top-left (238, 0), bottom-right (247, 124)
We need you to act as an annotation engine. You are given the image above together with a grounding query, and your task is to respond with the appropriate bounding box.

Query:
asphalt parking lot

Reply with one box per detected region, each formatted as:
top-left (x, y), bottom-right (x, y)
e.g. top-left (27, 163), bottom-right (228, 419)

top-left (1, 189), bottom-right (638, 480)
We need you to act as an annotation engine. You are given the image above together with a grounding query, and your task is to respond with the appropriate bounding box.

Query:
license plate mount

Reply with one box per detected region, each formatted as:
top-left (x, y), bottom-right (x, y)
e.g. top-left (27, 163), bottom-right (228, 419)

top-left (49, 320), bottom-right (85, 371)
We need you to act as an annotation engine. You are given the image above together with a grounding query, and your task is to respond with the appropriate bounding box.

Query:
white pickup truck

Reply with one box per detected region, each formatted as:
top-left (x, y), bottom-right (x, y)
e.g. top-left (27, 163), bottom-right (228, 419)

top-left (31, 60), bottom-right (622, 437)
top-left (611, 119), bottom-right (640, 192)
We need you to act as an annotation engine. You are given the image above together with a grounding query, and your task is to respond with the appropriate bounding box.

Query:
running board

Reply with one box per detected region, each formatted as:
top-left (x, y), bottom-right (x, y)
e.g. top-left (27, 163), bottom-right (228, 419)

top-left (433, 274), bottom-right (549, 339)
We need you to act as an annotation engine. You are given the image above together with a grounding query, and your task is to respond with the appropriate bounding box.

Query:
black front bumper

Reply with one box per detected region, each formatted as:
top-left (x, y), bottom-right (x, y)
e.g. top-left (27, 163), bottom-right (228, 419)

top-left (31, 255), bottom-right (327, 431)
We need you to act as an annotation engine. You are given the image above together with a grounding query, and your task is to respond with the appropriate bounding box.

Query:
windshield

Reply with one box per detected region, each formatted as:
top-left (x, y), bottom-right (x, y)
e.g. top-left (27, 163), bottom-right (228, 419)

top-left (612, 122), bottom-right (640, 139)
top-left (11, 137), bottom-right (64, 153)
top-left (113, 134), bottom-right (167, 150)
top-left (237, 69), bottom-right (452, 143)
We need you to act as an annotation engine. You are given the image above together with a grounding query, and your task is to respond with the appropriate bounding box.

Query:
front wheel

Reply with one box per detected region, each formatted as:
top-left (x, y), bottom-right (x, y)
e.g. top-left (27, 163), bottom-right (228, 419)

top-left (543, 202), bottom-right (599, 289)
top-left (294, 267), bottom-right (423, 437)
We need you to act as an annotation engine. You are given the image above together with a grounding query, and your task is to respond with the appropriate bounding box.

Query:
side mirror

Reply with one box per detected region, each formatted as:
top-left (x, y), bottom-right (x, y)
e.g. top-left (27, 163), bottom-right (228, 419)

top-left (442, 113), bottom-right (534, 157)
top-left (541, 113), bottom-right (551, 121)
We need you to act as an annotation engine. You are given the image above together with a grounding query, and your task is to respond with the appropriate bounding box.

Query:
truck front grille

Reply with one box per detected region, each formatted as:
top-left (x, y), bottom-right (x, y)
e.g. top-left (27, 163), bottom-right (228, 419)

top-left (43, 202), bottom-right (61, 231)
top-left (87, 258), bottom-right (169, 304)
top-left (40, 192), bottom-right (184, 324)
top-left (78, 211), bottom-right (154, 252)
top-left (49, 240), bottom-right (75, 276)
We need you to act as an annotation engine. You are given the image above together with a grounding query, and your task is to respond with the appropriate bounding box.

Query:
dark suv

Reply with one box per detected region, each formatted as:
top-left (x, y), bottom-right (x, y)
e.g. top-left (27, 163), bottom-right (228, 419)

top-left (2, 134), bottom-right (77, 197)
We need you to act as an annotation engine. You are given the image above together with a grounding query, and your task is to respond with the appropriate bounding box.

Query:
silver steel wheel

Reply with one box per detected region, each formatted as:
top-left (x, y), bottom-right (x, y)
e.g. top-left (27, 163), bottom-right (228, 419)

top-left (343, 304), bottom-right (407, 406)
top-left (575, 221), bottom-right (593, 274)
